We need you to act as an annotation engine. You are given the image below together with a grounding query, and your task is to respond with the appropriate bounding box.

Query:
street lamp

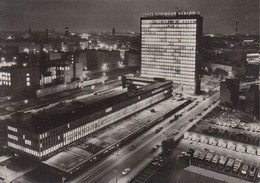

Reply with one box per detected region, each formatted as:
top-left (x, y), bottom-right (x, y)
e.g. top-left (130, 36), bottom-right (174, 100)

top-left (114, 168), bottom-right (118, 183)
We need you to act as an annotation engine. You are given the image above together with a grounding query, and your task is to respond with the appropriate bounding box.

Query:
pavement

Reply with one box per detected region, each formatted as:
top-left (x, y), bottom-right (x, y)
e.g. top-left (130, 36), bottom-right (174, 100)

top-left (185, 165), bottom-right (250, 183)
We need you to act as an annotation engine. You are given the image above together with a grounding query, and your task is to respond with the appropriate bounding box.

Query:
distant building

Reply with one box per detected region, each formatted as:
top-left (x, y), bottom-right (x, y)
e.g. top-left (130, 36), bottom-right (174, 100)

top-left (64, 27), bottom-right (69, 37)
top-left (97, 50), bottom-right (121, 69)
top-left (244, 85), bottom-right (259, 115)
top-left (220, 79), bottom-right (240, 107)
top-left (112, 28), bottom-right (115, 37)
top-left (125, 50), bottom-right (140, 67)
top-left (7, 77), bottom-right (173, 159)
top-left (140, 11), bottom-right (203, 94)
top-left (0, 65), bottom-right (40, 97)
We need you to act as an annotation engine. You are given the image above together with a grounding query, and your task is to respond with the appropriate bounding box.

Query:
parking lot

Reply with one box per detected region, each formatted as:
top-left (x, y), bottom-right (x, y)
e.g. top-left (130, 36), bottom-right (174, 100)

top-left (190, 106), bottom-right (260, 147)
top-left (178, 140), bottom-right (260, 182)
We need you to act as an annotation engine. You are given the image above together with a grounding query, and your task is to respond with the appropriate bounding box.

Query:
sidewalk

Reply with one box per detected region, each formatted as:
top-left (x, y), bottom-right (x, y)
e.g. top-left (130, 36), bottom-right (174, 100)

top-left (0, 156), bottom-right (11, 164)
top-left (185, 165), bottom-right (252, 183)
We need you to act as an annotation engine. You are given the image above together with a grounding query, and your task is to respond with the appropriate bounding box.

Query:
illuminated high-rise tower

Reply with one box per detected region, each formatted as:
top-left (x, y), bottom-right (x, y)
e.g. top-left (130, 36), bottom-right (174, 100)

top-left (140, 11), bottom-right (203, 94)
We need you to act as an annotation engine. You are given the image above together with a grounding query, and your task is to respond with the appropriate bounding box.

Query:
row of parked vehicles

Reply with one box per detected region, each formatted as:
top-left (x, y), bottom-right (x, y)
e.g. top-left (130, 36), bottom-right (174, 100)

top-left (178, 148), bottom-right (260, 180)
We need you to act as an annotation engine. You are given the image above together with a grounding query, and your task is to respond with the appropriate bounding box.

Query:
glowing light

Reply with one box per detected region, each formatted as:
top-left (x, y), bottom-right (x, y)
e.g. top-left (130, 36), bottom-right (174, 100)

top-left (102, 64), bottom-right (107, 70)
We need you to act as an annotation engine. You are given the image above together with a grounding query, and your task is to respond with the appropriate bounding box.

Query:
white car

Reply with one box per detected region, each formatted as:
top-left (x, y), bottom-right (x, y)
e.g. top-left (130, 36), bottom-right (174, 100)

top-left (122, 168), bottom-right (131, 175)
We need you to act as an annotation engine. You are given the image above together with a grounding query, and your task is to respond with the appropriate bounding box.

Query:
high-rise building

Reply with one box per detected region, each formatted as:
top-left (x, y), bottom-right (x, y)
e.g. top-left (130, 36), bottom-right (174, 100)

top-left (140, 11), bottom-right (203, 93)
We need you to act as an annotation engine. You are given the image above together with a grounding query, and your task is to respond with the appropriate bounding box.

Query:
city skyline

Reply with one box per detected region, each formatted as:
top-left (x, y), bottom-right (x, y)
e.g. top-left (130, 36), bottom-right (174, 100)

top-left (0, 0), bottom-right (258, 34)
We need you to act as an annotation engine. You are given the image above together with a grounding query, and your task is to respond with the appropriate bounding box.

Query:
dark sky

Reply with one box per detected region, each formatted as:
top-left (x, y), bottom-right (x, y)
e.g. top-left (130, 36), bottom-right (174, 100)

top-left (0, 0), bottom-right (258, 34)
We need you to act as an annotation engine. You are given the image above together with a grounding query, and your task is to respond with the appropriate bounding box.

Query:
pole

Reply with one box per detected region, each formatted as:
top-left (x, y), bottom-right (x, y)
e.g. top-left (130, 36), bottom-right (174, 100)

top-left (114, 169), bottom-right (118, 183)
top-left (4, 166), bottom-right (7, 179)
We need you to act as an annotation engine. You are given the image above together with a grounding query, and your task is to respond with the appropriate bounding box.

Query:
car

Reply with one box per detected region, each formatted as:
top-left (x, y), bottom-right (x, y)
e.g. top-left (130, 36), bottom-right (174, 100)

top-left (241, 164), bottom-right (249, 175)
top-left (155, 126), bottom-right (163, 133)
top-left (225, 158), bottom-right (235, 171)
top-left (257, 169), bottom-right (260, 179)
top-left (249, 166), bottom-right (256, 177)
top-left (233, 159), bottom-right (242, 173)
top-left (122, 168), bottom-right (131, 175)
top-left (151, 147), bottom-right (157, 153)
top-left (152, 161), bottom-right (162, 167)
top-left (129, 144), bottom-right (136, 150)
top-left (189, 119), bottom-right (193, 122)
top-left (150, 109), bottom-right (156, 113)
top-left (173, 130), bottom-right (179, 135)
top-left (154, 156), bottom-right (163, 163)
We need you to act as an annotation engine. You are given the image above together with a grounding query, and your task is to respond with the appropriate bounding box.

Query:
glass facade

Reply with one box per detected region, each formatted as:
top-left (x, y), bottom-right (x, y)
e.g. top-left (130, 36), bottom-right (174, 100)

top-left (141, 17), bottom-right (202, 93)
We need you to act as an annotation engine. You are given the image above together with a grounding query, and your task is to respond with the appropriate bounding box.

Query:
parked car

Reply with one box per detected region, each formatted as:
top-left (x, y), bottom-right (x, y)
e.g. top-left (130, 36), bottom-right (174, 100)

top-left (249, 166), bottom-right (256, 177)
top-left (233, 159), bottom-right (242, 173)
top-left (225, 158), bottom-right (235, 171)
top-left (173, 130), bottom-right (179, 135)
top-left (257, 169), bottom-right (260, 179)
top-left (241, 164), bottom-right (249, 175)
top-left (218, 156), bottom-right (227, 170)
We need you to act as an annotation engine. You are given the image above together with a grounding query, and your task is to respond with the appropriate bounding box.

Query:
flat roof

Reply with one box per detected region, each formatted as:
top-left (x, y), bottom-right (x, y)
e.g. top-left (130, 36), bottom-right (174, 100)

top-left (9, 80), bottom-right (172, 134)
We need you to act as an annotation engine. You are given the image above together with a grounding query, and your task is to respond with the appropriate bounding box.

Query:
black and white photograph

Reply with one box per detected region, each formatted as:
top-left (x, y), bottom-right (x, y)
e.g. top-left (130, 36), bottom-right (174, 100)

top-left (0, 0), bottom-right (259, 182)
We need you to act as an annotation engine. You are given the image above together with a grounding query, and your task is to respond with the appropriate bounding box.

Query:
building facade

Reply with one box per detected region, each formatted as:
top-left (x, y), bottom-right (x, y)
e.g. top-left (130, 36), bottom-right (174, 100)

top-left (7, 78), bottom-right (173, 160)
top-left (140, 11), bottom-right (203, 93)
top-left (220, 79), bottom-right (240, 107)
top-left (0, 65), bottom-right (40, 97)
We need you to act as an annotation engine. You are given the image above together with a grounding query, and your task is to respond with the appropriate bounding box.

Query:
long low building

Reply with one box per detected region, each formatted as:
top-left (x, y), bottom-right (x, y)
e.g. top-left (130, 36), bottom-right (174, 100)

top-left (7, 77), bottom-right (173, 160)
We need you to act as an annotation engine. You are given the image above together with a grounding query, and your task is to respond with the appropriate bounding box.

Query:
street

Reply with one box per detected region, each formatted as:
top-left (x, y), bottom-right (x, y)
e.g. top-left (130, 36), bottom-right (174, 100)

top-left (69, 92), bottom-right (219, 183)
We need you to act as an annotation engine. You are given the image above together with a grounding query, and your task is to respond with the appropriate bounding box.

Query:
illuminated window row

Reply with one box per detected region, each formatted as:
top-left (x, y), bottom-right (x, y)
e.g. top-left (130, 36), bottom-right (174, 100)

top-left (8, 141), bottom-right (40, 157)
top-left (142, 56), bottom-right (196, 62)
top-left (142, 39), bottom-right (196, 44)
top-left (8, 134), bottom-right (18, 141)
top-left (142, 51), bottom-right (195, 57)
top-left (142, 24), bottom-right (197, 28)
top-left (141, 72), bottom-right (195, 84)
top-left (142, 63), bottom-right (195, 69)
top-left (8, 126), bottom-right (17, 132)
top-left (25, 139), bottom-right (32, 146)
top-left (142, 32), bottom-right (197, 36)
top-left (142, 28), bottom-right (196, 33)
top-left (142, 48), bottom-right (196, 54)
top-left (142, 45), bottom-right (196, 50)
top-left (141, 55), bottom-right (196, 60)
top-left (142, 19), bottom-right (197, 24)
top-left (142, 34), bottom-right (196, 39)
top-left (142, 67), bottom-right (196, 74)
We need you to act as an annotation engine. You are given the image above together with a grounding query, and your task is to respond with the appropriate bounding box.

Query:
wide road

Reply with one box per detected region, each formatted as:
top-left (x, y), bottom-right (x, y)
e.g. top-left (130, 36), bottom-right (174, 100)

top-left (70, 92), bottom-right (219, 183)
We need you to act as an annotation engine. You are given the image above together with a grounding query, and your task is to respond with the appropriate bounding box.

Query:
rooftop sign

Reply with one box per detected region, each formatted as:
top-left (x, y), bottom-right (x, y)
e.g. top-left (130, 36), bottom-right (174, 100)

top-left (145, 11), bottom-right (200, 17)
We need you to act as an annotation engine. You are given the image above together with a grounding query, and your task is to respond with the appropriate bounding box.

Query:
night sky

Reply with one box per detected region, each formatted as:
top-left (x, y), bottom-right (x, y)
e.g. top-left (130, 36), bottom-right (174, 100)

top-left (0, 0), bottom-right (258, 34)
